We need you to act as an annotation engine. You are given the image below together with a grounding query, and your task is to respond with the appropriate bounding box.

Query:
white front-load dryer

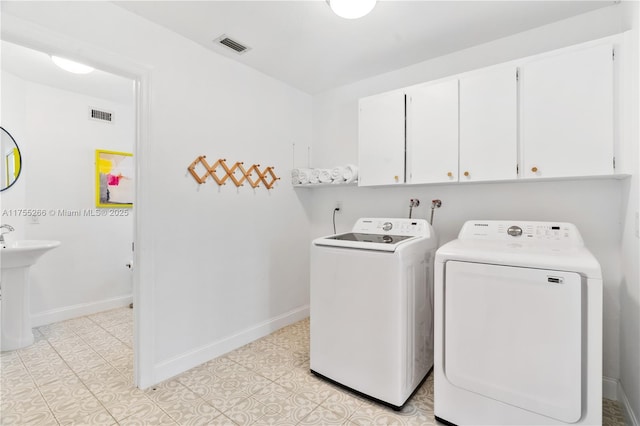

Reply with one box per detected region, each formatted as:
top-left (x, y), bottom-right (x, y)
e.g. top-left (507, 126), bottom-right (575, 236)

top-left (434, 220), bottom-right (602, 425)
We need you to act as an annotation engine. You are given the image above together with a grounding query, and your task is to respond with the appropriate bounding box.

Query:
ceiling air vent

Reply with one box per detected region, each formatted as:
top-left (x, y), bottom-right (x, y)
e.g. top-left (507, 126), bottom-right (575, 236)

top-left (214, 34), bottom-right (251, 55)
top-left (89, 107), bottom-right (113, 123)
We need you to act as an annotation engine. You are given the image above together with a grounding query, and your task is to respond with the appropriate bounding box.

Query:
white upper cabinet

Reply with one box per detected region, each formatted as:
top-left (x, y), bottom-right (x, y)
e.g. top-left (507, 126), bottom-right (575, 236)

top-left (406, 79), bottom-right (459, 184)
top-left (521, 43), bottom-right (614, 178)
top-left (358, 91), bottom-right (406, 186)
top-left (459, 65), bottom-right (518, 182)
top-left (353, 35), bottom-right (624, 189)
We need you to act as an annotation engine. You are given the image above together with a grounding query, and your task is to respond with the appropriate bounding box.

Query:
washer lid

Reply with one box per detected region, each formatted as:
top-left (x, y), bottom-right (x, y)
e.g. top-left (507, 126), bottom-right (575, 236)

top-left (314, 233), bottom-right (419, 252)
top-left (313, 217), bottom-right (435, 252)
top-left (327, 232), bottom-right (413, 244)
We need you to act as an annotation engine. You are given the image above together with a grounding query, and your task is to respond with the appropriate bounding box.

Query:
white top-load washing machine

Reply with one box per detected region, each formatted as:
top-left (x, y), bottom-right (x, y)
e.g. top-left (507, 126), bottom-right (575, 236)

top-left (434, 220), bottom-right (602, 425)
top-left (310, 218), bottom-right (438, 409)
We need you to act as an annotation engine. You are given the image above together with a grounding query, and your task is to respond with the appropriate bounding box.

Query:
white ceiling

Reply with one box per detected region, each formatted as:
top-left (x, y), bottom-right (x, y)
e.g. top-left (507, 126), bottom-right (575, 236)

top-left (1, 41), bottom-right (134, 105)
top-left (115, 0), bottom-right (614, 94)
top-left (0, 1), bottom-right (614, 100)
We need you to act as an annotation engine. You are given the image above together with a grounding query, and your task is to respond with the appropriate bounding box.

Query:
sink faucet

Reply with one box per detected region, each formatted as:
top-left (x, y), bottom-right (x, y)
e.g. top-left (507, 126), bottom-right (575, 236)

top-left (0, 224), bottom-right (15, 247)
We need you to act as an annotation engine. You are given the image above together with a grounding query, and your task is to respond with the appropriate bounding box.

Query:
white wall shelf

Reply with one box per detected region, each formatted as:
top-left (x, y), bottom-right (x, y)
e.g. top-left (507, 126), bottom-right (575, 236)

top-left (357, 173), bottom-right (631, 189)
top-left (293, 182), bottom-right (358, 188)
top-left (294, 173), bottom-right (629, 189)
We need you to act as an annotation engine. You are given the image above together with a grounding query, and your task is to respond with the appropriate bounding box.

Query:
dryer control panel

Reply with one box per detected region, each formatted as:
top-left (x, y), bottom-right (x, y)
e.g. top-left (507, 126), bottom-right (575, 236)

top-left (458, 221), bottom-right (584, 246)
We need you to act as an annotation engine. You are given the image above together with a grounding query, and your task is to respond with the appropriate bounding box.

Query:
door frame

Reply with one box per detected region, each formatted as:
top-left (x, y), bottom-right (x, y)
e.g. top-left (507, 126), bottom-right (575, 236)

top-left (2, 13), bottom-right (156, 388)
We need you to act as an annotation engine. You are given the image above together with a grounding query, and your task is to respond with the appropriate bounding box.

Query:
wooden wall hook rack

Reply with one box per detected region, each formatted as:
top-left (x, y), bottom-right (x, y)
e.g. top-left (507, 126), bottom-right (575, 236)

top-left (188, 156), bottom-right (280, 190)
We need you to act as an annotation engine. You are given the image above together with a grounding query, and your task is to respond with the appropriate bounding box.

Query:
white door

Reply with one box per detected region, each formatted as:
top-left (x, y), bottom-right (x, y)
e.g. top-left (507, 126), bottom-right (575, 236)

top-left (459, 65), bottom-right (518, 182)
top-left (444, 261), bottom-right (582, 423)
top-left (406, 79), bottom-right (459, 184)
top-left (521, 43), bottom-right (614, 178)
top-left (358, 91), bottom-right (405, 186)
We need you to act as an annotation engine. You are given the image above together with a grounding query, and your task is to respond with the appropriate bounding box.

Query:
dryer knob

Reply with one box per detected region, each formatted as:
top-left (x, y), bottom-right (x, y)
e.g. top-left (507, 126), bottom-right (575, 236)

top-left (382, 222), bottom-right (393, 231)
top-left (507, 226), bottom-right (523, 237)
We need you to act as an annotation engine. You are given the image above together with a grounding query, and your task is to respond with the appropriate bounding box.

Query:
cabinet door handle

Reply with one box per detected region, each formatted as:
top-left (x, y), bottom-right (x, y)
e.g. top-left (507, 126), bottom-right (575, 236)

top-left (531, 166), bottom-right (538, 173)
top-left (394, 175), bottom-right (399, 182)
top-left (463, 171), bottom-right (470, 177)
top-left (447, 172), bottom-right (453, 178)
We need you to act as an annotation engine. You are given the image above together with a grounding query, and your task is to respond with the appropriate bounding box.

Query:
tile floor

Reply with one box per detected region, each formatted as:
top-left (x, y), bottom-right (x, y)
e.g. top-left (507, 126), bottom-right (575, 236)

top-left (0, 307), bottom-right (627, 425)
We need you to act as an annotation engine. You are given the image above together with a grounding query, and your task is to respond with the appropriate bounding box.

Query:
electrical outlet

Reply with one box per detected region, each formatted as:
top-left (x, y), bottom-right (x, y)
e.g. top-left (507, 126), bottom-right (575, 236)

top-left (335, 201), bottom-right (342, 212)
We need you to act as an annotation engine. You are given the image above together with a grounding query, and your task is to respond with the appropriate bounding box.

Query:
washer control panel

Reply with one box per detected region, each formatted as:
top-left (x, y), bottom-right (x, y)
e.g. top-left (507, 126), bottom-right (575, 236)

top-left (458, 220), bottom-right (583, 245)
top-left (352, 218), bottom-right (432, 237)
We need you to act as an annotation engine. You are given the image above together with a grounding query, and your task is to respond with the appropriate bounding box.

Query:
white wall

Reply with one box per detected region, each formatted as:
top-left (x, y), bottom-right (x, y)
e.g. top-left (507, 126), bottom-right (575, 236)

top-left (1, 70), bottom-right (135, 324)
top-left (619, 1), bottom-right (640, 423)
top-left (310, 1), bottom-right (635, 401)
top-left (1, 1), bottom-right (313, 386)
top-left (0, 72), bottom-right (28, 236)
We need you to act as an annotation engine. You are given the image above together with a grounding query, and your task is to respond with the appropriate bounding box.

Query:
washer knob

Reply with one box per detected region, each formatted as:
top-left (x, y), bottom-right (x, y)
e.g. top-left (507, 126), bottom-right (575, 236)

top-left (382, 222), bottom-right (393, 231)
top-left (507, 226), bottom-right (523, 237)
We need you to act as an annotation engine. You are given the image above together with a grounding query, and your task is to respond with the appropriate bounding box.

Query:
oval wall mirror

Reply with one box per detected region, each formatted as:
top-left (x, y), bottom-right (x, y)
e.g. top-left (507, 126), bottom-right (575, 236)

top-left (1, 127), bottom-right (23, 191)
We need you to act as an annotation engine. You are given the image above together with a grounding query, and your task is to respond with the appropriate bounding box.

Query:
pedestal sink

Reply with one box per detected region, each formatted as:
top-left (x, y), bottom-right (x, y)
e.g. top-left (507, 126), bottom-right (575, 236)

top-left (1, 240), bottom-right (61, 351)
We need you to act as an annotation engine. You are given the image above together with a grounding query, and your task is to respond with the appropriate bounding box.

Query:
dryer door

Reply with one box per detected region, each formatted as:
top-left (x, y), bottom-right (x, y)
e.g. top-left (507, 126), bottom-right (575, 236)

top-left (444, 261), bottom-right (582, 423)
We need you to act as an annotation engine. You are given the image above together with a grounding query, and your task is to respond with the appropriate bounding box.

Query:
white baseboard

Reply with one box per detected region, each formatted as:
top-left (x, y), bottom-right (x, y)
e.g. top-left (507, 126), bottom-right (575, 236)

top-left (151, 304), bottom-right (310, 387)
top-left (31, 295), bottom-right (133, 327)
top-left (603, 376), bottom-right (619, 400)
top-left (603, 376), bottom-right (639, 426)
top-left (618, 380), bottom-right (639, 426)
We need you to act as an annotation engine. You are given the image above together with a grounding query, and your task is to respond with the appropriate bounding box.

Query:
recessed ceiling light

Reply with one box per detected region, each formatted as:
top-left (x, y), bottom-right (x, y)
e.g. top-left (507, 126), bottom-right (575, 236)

top-left (51, 56), bottom-right (94, 74)
top-left (327, 0), bottom-right (376, 19)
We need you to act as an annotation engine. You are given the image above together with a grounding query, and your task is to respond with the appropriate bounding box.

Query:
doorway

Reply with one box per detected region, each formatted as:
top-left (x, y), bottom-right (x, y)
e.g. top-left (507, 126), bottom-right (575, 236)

top-left (1, 39), bottom-right (140, 381)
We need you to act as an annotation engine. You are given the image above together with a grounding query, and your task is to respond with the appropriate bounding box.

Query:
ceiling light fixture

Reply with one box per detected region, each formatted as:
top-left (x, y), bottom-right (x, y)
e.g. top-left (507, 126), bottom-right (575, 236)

top-left (51, 56), bottom-right (94, 74)
top-left (327, 0), bottom-right (376, 19)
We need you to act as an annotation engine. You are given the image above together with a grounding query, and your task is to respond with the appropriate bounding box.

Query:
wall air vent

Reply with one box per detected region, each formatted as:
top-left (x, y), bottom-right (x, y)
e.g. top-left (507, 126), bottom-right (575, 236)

top-left (214, 34), bottom-right (251, 55)
top-left (89, 107), bottom-right (113, 123)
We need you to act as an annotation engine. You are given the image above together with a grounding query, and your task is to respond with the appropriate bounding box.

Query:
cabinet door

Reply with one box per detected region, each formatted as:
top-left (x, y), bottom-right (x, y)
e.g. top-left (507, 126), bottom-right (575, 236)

top-left (521, 44), bottom-right (614, 178)
top-left (358, 91), bottom-right (405, 186)
top-left (406, 79), bottom-right (459, 184)
top-left (459, 66), bottom-right (518, 182)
